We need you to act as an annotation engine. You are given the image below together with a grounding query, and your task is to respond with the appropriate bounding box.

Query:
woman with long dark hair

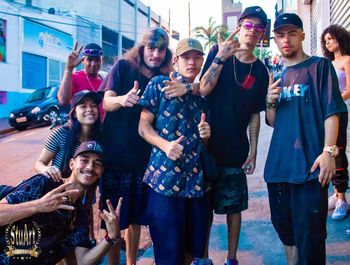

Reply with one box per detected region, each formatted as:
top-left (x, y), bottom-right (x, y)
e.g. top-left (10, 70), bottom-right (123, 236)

top-left (34, 90), bottom-right (102, 249)
top-left (321, 25), bottom-right (350, 220)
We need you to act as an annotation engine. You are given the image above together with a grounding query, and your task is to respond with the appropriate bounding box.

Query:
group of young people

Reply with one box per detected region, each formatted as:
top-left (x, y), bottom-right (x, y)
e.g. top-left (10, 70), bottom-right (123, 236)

top-left (0, 5), bottom-right (349, 265)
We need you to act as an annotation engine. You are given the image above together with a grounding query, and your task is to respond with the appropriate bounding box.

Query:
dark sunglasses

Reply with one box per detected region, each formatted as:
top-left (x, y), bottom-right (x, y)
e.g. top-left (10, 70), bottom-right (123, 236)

top-left (83, 49), bottom-right (103, 56)
top-left (241, 21), bottom-right (265, 33)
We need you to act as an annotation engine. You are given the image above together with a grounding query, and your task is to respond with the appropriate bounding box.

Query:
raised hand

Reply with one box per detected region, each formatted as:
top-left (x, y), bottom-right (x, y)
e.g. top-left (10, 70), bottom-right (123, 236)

top-left (120, 81), bottom-right (141, 107)
top-left (161, 72), bottom-right (188, 99)
top-left (216, 28), bottom-right (249, 61)
top-left (198, 113), bottom-right (211, 140)
top-left (66, 41), bottom-right (84, 71)
top-left (99, 198), bottom-right (122, 240)
top-left (266, 73), bottom-right (282, 104)
top-left (37, 182), bottom-right (80, 212)
top-left (164, 135), bottom-right (185, 161)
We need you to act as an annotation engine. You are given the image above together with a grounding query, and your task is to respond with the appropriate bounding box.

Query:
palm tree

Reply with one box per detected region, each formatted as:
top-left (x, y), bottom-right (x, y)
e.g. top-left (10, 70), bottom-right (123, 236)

top-left (193, 17), bottom-right (226, 50)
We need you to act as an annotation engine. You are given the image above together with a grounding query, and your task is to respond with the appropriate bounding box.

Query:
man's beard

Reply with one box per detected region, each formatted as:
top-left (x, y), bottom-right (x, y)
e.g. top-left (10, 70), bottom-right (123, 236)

top-left (143, 62), bottom-right (161, 73)
top-left (282, 50), bottom-right (297, 59)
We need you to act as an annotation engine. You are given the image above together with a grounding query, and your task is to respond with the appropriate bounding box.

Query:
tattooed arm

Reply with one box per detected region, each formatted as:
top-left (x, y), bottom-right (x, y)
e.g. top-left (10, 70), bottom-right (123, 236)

top-left (200, 62), bottom-right (224, 97)
top-left (242, 113), bottom-right (260, 174)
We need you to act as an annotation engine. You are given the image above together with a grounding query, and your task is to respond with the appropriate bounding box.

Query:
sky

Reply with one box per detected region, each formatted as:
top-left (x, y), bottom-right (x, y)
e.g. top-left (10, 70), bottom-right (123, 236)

top-left (140, 0), bottom-right (278, 53)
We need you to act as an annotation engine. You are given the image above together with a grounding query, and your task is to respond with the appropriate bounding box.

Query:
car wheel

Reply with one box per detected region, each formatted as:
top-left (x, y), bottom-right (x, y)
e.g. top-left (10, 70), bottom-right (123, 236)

top-left (14, 125), bottom-right (28, 131)
top-left (45, 108), bottom-right (59, 124)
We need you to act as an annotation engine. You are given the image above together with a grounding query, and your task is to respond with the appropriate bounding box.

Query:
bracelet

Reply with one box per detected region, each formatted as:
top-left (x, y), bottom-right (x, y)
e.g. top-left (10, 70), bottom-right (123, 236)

top-left (266, 100), bottom-right (277, 109)
top-left (104, 233), bottom-right (121, 246)
top-left (185, 83), bottom-right (193, 94)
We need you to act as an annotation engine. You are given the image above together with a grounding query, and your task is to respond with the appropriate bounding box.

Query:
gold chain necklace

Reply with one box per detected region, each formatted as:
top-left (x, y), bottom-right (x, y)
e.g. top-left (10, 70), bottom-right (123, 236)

top-left (233, 56), bottom-right (253, 87)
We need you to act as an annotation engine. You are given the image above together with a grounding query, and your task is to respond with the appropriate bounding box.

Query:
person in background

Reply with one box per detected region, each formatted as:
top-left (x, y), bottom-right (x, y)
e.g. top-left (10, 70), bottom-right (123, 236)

top-left (321, 24), bottom-right (350, 220)
top-left (265, 13), bottom-right (347, 264)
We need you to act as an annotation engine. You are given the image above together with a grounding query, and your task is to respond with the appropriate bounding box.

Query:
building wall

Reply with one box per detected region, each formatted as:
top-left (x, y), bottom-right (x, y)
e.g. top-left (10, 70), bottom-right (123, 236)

top-left (330, 0), bottom-right (350, 30)
top-left (222, 0), bottom-right (242, 31)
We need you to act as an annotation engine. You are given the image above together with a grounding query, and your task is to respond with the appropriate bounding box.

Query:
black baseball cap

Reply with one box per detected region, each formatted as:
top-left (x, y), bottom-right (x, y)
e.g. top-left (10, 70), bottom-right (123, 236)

top-left (239, 6), bottom-right (268, 27)
top-left (273, 13), bottom-right (303, 31)
top-left (69, 90), bottom-right (103, 117)
top-left (74, 141), bottom-right (103, 158)
top-left (82, 43), bottom-right (103, 57)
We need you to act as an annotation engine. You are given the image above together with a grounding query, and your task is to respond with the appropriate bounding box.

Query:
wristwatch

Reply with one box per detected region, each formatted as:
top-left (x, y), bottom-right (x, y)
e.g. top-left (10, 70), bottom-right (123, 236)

top-left (213, 56), bottom-right (225, 65)
top-left (105, 233), bottom-right (121, 246)
top-left (266, 100), bottom-right (277, 109)
top-left (185, 82), bottom-right (193, 94)
top-left (323, 145), bottom-right (339, 157)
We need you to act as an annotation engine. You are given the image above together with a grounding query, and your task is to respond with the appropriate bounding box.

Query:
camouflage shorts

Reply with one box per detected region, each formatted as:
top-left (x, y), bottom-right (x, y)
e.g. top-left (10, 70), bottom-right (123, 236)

top-left (213, 167), bottom-right (248, 214)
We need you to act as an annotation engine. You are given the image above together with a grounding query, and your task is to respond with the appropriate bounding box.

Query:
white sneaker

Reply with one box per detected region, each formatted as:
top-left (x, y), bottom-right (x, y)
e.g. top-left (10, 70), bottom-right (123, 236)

top-left (332, 199), bottom-right (348, 220)
top-left (328, 194), bottom-right (338, 210)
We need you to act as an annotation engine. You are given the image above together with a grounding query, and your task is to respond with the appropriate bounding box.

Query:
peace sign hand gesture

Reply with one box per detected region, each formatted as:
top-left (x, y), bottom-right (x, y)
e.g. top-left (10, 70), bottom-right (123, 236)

top-left (66, 41), bottom-right (84, 71)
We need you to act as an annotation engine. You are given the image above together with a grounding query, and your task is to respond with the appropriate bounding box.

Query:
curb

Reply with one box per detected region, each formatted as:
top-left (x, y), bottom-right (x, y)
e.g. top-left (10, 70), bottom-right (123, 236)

top-left (0, 127), bottom-right (15, 135)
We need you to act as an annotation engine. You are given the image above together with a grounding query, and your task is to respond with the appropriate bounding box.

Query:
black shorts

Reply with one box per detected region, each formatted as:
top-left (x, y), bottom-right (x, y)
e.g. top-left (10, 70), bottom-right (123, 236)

top-left (267, 179), bottom-right (328, 265)
top-left (99, 168), bottom-right (149, 230)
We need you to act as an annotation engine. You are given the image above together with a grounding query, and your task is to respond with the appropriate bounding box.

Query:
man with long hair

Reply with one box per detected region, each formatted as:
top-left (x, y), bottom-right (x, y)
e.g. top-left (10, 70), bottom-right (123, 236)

top-left (99, 27), bottom-right (173, 265)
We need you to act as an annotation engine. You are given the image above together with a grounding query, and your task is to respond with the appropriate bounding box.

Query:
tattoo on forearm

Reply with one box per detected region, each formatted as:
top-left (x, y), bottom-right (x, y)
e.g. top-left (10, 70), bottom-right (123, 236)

top-left (203, 64), bottom-right (221, 88)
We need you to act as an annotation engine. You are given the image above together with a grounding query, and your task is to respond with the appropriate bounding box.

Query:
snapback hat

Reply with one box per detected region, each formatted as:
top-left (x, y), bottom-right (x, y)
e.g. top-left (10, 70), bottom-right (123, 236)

top-left (141, 27), bottom-right (169, 49)
top-left (69, 90), bottom-right (103, 118)
top-left (273, 13), bottom-right (303, 31)
top-left (239, 6), bottom-right (268, 27)
top-left (74, 141), bottom-right (103, 158)
top-left (82, 43), bottom-right (103, 57)
top-left (175, 38), bottom-right (204, 56)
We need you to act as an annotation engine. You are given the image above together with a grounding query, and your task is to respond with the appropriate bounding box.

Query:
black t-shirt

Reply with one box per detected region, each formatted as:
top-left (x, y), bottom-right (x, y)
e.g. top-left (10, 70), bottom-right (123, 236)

top-left (200, 44), bottom-right (269, 168)
top-left (101, 59), bottom-right (153, 173)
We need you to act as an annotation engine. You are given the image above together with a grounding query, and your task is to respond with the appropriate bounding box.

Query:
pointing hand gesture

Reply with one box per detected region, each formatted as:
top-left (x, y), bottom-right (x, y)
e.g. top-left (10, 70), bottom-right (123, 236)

top-left (120, 81), bottom-right (141, 107)
top-left (266, 73), bottom-right (282, 104)
top-left (66, 41), bottom-right (84, 71)
top-left (161, 72), bottom-right (188, 99)
top-left (216, 28), bottom-right (249, 62)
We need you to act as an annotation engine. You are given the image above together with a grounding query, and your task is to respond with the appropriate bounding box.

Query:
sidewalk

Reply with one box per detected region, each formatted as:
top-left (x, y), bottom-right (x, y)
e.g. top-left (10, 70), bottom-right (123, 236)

top-left (0, 117), bottom-right (15, 135)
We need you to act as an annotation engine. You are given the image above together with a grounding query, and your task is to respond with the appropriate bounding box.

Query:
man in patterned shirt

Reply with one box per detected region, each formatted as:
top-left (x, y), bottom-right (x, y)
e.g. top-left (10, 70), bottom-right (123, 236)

top-left (138, 38), bottom-right (211, 264)
top-left (0, 141), bottom-right (122, 265)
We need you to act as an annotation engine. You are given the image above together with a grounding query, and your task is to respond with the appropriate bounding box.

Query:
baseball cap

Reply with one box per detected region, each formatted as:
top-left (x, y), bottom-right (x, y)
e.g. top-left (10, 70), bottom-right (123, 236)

top-left (73, 141), bottom-right (103, 158)
top-left (69, 90), bottom-right (103, 118)
top-left (82, 43), bottom-right (103, 57)
top-left (141, 27), bottom-right (169, 49)
top-left (239, 6), bottom-right (268, 27)
top-left (273, 13), bottom-right (303, 31)
top-left (175, 38), bottom-right (204, 56)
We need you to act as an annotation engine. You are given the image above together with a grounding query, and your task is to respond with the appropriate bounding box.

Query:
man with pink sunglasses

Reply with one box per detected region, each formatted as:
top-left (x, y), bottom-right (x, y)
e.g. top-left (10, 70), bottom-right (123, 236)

top-left (200, 6), bottom-right (269, 265)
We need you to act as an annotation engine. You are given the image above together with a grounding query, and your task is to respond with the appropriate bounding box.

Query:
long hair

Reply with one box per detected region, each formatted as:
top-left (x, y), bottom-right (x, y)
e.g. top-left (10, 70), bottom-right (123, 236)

top-left (60, 108), bottom-right (102, 179)
top-left (123, 44), bottom-right (173, 75)
top-left (321, 24), bottom-right (350, 60)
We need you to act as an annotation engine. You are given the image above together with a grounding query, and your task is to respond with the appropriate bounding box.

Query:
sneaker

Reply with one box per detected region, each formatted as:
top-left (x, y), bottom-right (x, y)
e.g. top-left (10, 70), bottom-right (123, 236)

top-left (328, 193), bottom-right (338, 210)
top-left (192, 258), bottom-right (213, 265)
top-left (332, 199), bottom-right (348, 220)
top-left (225, 258), bottom-right (239, 265)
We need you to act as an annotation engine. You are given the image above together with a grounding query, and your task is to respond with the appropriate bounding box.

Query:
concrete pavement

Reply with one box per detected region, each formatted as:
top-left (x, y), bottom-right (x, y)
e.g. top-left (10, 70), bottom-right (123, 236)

top-left (0, 117), bottom-right (14, 135)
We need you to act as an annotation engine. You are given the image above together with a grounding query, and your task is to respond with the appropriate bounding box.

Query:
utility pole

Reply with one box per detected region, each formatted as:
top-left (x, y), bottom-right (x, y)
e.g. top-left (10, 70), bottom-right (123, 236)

top-left (188, 1), bottom-right (191, 37)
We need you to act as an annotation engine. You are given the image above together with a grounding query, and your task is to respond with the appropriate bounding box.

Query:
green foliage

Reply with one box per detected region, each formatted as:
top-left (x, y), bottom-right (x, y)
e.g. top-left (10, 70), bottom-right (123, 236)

top-left (193, 17), bottom-right (227, 49)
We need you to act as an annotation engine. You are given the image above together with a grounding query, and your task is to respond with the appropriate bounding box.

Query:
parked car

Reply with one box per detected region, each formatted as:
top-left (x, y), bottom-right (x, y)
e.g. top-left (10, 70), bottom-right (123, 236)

top-left (8, 86), bottom-right (67, 131)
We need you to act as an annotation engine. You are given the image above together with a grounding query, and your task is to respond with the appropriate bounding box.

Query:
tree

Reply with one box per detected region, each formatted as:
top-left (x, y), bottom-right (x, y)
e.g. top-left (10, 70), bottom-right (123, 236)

top-left (193, 17), bottom-right (227, 50)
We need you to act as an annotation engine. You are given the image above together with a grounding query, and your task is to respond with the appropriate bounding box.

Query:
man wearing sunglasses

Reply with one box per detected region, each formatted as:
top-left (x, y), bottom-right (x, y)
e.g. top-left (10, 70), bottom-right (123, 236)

top-left (58, 42), bottom-right (105, 106)
top-left (199, 6), bottom-right (269, 265)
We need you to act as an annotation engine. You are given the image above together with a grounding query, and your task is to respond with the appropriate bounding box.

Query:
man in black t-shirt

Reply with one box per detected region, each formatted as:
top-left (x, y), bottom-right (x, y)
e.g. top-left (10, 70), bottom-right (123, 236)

top-left (200, 6), bottom-right (269, 265)
top-left (99, 27), bottom-right (175, 265)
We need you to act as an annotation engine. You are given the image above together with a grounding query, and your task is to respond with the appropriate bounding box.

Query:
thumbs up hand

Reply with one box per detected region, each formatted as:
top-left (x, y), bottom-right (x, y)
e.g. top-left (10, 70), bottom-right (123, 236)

top-left (119, 81), bottom-right (141, 107)
top-left (198, 113), bottom-right (211, 140)
top-left (164, 135), bottom-right (185, 161)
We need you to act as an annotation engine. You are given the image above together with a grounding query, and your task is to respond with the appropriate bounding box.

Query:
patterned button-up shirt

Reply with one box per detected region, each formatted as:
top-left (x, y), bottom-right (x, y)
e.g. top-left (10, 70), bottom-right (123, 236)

top-left (139, 75), bottom-right (207, 198)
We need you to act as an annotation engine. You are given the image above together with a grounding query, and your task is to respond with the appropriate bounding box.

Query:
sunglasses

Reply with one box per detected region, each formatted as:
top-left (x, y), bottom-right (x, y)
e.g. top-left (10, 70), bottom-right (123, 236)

top-left (83, 49), bottom-right (103, 56)
top-left (241, 21), bottom-right (265, 33)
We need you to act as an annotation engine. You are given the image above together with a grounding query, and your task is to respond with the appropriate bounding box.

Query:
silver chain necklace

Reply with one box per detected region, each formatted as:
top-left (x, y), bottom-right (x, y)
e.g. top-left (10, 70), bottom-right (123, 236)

top-left (85, 71), bottom-right (96, 91)
top-left (233, 56), bottom-right (253, 87)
